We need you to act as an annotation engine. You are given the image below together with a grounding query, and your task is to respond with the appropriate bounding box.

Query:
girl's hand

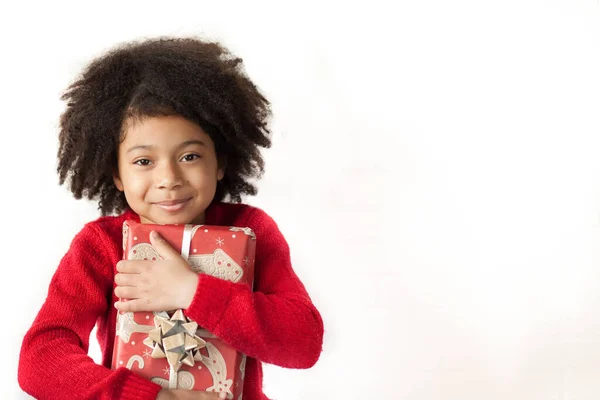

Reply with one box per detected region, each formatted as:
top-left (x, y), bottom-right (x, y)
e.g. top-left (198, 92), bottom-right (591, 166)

top-left (156, 389), bottom-right (227, 400)
top-left (114, 231), bottom-right (198, 312)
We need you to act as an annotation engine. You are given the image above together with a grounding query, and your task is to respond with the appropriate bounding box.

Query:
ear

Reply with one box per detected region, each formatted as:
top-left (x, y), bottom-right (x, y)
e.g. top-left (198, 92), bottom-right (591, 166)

top-left (217, 155), bottom-right (227, 181)
top-left (113, 169), bottom-right (124, 191)
top-left (217, 168), bottom-right (225, 181)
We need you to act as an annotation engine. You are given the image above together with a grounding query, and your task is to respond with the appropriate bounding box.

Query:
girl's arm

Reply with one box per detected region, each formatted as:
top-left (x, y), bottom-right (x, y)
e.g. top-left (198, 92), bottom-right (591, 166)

top-left (18, 223), bottom-right (162, 400)
top-left (184, 208), bottom-right (324, 368)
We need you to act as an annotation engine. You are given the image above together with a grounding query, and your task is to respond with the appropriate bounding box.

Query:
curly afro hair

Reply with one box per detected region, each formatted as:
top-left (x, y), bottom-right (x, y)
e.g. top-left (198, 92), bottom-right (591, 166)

top-left (57, 36), bottom-right (272, 216)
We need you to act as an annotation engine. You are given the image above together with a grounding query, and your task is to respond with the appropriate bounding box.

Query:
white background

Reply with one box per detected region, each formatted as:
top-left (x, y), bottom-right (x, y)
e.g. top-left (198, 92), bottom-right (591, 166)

top-left (2, 0), bottom-right (600, 399)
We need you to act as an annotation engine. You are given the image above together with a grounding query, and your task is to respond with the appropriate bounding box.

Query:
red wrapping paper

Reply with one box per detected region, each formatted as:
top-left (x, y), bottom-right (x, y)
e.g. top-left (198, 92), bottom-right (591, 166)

top-left (111, 220), bottom-right (256, 399)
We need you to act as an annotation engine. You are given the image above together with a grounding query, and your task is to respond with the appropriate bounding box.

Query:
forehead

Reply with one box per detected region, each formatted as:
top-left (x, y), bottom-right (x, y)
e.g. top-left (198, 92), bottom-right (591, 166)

top-left (121, 115), bottom-right (213, 148)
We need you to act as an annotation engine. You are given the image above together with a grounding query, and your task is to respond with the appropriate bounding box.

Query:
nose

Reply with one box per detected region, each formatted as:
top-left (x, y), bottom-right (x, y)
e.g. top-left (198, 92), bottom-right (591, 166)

top-left (154, 160), bottom-right (184, 190)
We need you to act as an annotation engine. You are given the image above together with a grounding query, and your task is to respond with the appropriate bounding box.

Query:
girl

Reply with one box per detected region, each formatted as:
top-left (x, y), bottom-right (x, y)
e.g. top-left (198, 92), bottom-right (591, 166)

top-left (18, 37), bottom-right (323, 400)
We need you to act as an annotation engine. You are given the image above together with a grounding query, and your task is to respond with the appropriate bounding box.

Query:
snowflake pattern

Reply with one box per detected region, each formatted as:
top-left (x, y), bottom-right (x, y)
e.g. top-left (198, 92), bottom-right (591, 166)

top-left (216, 237), bottom-right (224, 247)
top-left (143, 349), bottom-right (152, 359)
top-left (243, 257), bottom-right (250, 266)
top-left (163, 366), bottom-right (170, 376)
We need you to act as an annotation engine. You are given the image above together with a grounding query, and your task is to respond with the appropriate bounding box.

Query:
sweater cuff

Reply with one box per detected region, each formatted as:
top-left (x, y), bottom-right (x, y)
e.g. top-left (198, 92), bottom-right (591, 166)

top-left (184, 274), bottom-right (232, 332)
top-left (118, 369), bottom-right (162, 399)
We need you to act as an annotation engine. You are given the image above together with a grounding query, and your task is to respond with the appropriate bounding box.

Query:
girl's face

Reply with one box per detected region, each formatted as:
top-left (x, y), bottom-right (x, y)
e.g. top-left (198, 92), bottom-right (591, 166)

top-left (114, 115), bottom-right (224, 225)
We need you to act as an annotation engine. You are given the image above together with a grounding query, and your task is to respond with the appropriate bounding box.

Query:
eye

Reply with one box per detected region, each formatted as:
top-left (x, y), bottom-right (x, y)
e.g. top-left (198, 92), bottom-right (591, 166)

top-left (181, 154), bottom-right (200, 162)
top-left (133, 159), bottom-right (152, 166)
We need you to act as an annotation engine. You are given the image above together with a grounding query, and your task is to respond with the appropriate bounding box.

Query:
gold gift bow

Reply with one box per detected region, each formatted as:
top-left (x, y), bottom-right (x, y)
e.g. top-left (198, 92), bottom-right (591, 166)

top-left (143, 309), bottom-right (207, 389)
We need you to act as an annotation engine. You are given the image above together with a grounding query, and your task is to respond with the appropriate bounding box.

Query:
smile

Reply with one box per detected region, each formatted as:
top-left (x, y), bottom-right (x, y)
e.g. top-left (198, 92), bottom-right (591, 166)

top-left (153, 198), bottom-right (191, 212)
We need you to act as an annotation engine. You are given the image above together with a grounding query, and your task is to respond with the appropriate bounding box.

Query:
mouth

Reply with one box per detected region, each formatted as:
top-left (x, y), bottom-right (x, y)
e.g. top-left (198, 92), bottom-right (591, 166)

top-left (153, 198), bottom-right (191, 212)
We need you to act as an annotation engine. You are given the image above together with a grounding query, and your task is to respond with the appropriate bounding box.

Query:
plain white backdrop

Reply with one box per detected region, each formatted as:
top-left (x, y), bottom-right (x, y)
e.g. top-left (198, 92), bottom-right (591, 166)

top-left (2, 0), bottom-right (600, 399)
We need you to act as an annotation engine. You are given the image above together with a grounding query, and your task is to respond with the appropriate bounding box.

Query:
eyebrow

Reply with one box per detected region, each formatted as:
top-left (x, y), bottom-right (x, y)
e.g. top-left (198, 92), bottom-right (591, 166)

top-left (126, 140), bottom-right (206, 154)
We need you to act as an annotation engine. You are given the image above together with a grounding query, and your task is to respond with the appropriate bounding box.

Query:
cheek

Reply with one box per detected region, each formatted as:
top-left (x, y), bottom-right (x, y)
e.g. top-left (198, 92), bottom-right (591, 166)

top-left (201, 170), bottom-right (220, 187)
top-left (122, 171), bottom-right (150, 195)
top-left (187, 165), bottom-right (218, 183)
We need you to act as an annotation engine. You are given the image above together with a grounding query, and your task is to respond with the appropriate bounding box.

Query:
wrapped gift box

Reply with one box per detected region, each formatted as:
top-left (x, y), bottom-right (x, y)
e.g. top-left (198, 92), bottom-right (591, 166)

top-left (112, 220), bottom-right (256, 399)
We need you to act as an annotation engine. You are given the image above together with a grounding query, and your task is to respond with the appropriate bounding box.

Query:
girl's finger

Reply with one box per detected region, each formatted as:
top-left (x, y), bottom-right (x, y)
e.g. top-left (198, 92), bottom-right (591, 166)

top-left (114, 298), bottom-right (151, 312)
top-left (114, 273), bottom-right (137, 287)
top-left (114, 286), bottom-right (140, 300)
top-left (116, 260), bottom-right (148, 274)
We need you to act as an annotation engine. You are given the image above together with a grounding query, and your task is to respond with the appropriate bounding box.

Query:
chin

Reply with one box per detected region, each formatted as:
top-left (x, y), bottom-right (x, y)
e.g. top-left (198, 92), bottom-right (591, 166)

top-left (156, 216), bottom-right (194, 225)
top-left (139, 212), bottom-right (190, 225)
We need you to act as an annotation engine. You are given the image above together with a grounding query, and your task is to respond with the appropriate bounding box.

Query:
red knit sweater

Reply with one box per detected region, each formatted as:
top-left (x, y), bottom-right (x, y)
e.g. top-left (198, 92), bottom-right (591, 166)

top-left (18, 202), bottom-right (323, 399)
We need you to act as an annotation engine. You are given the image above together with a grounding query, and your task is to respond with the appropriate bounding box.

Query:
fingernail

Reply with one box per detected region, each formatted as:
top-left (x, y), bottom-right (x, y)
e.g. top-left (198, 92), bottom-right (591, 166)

top-left (218, 392), bottom-right (227, 399)
top-left (151, 231), bottom-right (159, 240)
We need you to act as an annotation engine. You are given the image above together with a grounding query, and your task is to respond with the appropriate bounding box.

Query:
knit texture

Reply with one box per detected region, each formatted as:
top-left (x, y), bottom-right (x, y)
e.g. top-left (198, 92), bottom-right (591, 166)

top-left (18, 202), bottom-right (323, 399)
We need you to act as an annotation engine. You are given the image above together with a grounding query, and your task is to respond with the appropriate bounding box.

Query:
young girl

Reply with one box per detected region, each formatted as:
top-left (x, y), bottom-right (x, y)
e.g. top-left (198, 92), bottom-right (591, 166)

top-left (18, 37), bottom-right (323, 400)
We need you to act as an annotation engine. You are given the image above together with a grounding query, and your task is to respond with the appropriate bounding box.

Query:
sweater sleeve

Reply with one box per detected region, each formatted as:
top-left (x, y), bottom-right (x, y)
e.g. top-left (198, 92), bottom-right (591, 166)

top-left (184, 208), bottom-right (324, 369)
top-left (18, 223), bottom-right (162, 400)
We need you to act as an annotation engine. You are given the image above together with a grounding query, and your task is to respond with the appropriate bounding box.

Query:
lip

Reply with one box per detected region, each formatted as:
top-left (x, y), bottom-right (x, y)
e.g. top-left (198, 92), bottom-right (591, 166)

top-left (153, 198), bottom-right (191, 212)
